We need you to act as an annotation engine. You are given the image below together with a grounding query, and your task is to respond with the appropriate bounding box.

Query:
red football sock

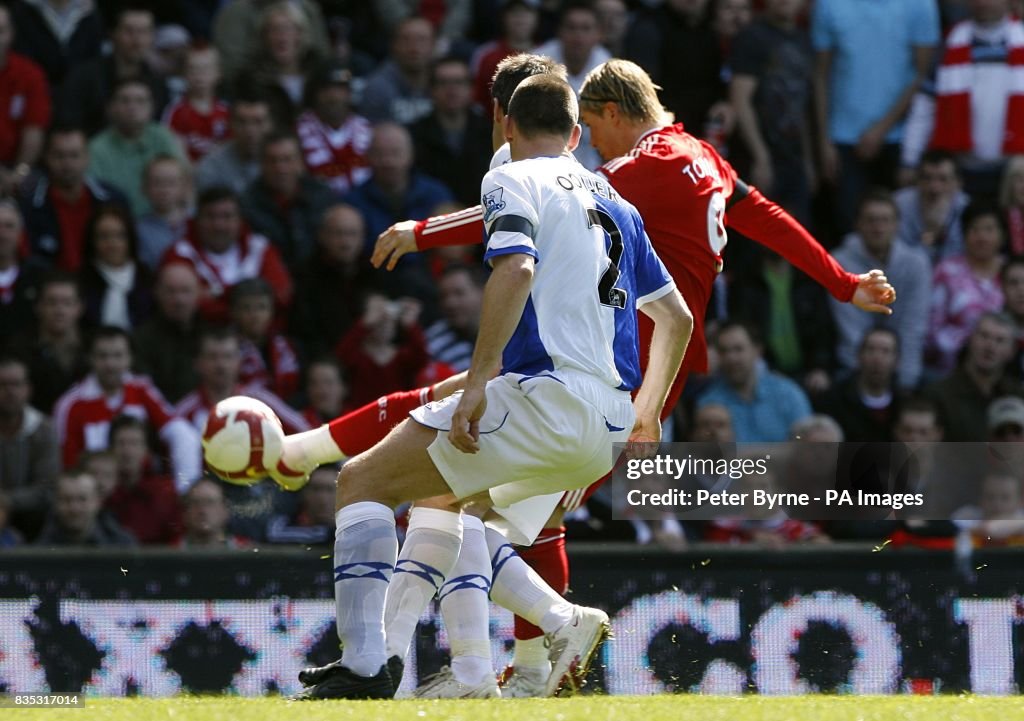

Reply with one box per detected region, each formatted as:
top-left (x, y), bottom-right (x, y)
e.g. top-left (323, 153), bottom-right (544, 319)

top-left (513, 526), bottom-right (568, 640)
top-left (327, 387), bottom-right (434, 456)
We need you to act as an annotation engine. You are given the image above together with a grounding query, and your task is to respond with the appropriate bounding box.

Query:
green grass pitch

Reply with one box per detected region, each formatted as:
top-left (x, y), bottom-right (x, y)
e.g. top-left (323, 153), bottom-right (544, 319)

top-left (14, 696), bottom-right (1024, 721)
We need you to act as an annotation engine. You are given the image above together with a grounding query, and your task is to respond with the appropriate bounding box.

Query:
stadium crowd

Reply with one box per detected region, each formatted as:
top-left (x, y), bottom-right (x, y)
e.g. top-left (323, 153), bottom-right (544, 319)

top-left (2, 0), bottom-right (1024, 550)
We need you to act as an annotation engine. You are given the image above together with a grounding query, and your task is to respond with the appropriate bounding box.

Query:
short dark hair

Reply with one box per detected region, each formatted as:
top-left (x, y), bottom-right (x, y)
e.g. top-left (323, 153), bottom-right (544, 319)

top-left (44, 125), bottom-right (87, 153)
top-left (197, 186), bottom-right (240, 211)
top-left (960, 199), bottom-right (1005, 238)
top-left (898, 396), bottom-right (940, 424)
top-left (0, 354), bottom-right (27, 375)
top-left (261, 130), bottom-right (302, 158)
top-left (430, 55), bottom-right (470, 86)
top-left (560, 0), bottom-right (599, 26)
top-left (491, 54), bottom-right (567, 114)
top-left (109, 76), bottom-right (152, 102)
top-left (919, 149), bottom-right (958, 172)
top-left (108, 414), bottom-right (149, 446)
top-left (859, 326), bottom-right (901, 354)
top-left (112, 4), bottom-right (154, 28)
top-left (197, 325), bottom-right (239, 354)
top-left (89, 325), bottom-right (132, 353)
top-left (440, 263), bottom-right (486, 288)
top-left (507, 74), bottom-right (578, 139)
top-left (230, 277), bottom-right (273, 306)
top-left (37, 270), bottom-right (81, 300)
top-left (856, 188), bottom-right (898, 219)
top-left (714, 319), bottom-right (762, 347)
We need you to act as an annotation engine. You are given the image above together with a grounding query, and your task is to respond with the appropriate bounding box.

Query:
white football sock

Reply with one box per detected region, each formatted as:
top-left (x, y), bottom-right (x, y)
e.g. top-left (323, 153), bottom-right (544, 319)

top-left (334, 502), bottom-right (397, 677)
top-left (486, 526), bottom-right (574, 634)
top-left (439, 515), bottom-right (494, 686)
top-left (384, 507), bottom-right (463, 661)
top-left (282, 425), bottom-right (345, 473)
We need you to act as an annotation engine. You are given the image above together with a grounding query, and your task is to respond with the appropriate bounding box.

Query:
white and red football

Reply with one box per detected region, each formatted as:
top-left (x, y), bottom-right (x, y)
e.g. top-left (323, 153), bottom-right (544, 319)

top-left (202, 396), bottom-right (285, 485)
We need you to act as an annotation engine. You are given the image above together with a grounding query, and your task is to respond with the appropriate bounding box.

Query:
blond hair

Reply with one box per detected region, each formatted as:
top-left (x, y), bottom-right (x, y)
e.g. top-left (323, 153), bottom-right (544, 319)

top-left (999, 155), bottom-right (1024, 210)
top-left (579, 59), bottom-right (666, 125)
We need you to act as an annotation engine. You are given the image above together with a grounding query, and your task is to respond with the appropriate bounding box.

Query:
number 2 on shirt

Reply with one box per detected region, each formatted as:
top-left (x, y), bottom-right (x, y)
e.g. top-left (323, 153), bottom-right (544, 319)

top-left (588, 207), bottom-right (628, 309)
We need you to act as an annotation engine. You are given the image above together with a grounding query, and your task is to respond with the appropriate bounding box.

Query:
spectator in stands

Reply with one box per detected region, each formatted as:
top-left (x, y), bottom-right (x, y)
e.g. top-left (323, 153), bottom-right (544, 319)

top-left (0, 6), bottom-right (50, 196)
top-left (471, 0), bottom-right (539, 110)
top-left (21, 127), bottom-right (127, 273)
top-left (296, 60), bottom-right (371, 195)
top-left (35, 471), bottom-right (135, 547)
top-left (195, 97), bottom-right (273, 195)
top-left (729, 0), bottom-right (814, 223)
top-left (893, 396), bottom-right (944, 444)
top-left (894, 151), bottom-right (971, 263)
top-left (214, 0), bottom-right (329, 84)
top-left (78, 448), bottom-right (117, 503)
top-left (624, 0), bottom-right (722, 140)
top-left (901, 0), bottom-right (1024, 197)
top-left (818, 328), bottom-right (902, 443)
top-left (8, 0), bottom-right (103, 88)
top-left (727, 248), bottom-right (835, 395)
top-left (240, 132), bottom-right (338, 272)
top-left (696, 321), bottom-right (812, 442)
top-left (78, 205), bottom-right (154, 332)
top-left (132, 263), bottom-right (203, 403)
top-left (1001, 256), bottom-right (1024, 377)
top-left (1000, 156), bottom-right (1024, 255)
top-left (163, 44), bottom-right (230, 163)
top-left (230, 279), bottom-right (300, 400)
top-left (343, 122), bottom-right (454, 253)
top-left (0, 201), bottom-right (43, 344)
top-left (135, 155), bottom-right (191, 271)
top-left (87, 78), bottom-right (185, 217)
top-left (234, 1), bottom-right (325, 127)
top-left (595, 0), bottom-right (629, 57)
top-left (928, 312), bottom-right (1024, 441)
top-left (425, 264), bottom-right (483, 373)
top-left (360, 17), bottom-right (435, 124)
top-left (831, 190), bottom-right (932, 389)
top-left (175, 326), bottom-right (309, 435)
top-left (927, 201), bottom-right (1006, 376)
top-left (176, 477), bottom-right (249, 549)
top-left (103, 415), bottom-right (181, 545)
top-left (19, 272), bottom-right (87, 414)
top-left (265, 463), bottom-right (336, 545)
top-left (53, 326), bottom-right (201, 489)
top-left (690, 402), bottom-right (735, 442)
top-left (301, 356), bottom-right (347, 427)
top-left (58, 6), bottom-right (168, 136)
top-left (410, 56), bottom-right (493, 207)
top-left (376, 0), bottom-right (471, 51)
top-left (988, 394), bottom-right (1024, 442)
top-left (161, 187), bottom-right (293, 326)
top-left (336, 294), bottom-right (428, 409)
top-left (290, 204), bottom-right (390, 356)
top-left (812, 0), bottom-right (940, 233)
top-left (534, 2), bottom-right (610, 169)
top-left (0, 355), bottom-right (58, 531)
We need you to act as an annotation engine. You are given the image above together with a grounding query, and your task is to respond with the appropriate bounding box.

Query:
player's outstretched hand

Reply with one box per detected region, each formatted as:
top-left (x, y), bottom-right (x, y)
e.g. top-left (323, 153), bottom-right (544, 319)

top-left (625, 414), bottom-right (662, 460)
top-left (851, 269), bottom-right (896, 315)
top-left (371, 220), bottom-right (418, 270)
top-left (449, 385), bottom-right (487, 453)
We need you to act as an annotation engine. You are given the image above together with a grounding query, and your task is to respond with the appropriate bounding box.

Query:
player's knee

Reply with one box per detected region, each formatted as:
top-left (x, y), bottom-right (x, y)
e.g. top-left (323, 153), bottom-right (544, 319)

top-left (336, 461), bottom-right (399, 509)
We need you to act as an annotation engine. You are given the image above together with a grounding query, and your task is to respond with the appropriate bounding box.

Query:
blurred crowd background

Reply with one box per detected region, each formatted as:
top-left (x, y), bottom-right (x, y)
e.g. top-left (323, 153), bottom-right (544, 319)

top-left (1, 0), bottom-right (1024, 551)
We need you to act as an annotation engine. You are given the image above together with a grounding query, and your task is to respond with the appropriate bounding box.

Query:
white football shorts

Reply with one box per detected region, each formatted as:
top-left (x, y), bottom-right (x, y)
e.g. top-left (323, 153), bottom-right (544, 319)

top-left (410, 372), bottom-right (633, 520)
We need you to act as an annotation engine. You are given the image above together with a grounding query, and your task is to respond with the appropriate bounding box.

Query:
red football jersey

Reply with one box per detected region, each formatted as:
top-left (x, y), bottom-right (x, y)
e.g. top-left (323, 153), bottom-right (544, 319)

top-left (0, 53), bottom-right (51, 164)
top-left (296, 110), bottom-right (372, 194)
top-left (164, 98), bottom-right (231, 162)
top-left (54, 374), bottom-right (177, 468)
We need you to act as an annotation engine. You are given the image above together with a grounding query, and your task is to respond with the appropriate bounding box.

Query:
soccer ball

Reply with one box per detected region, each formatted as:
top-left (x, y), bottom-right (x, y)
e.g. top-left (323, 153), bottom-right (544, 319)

top-left (202, 396), bottom-right (285, 485)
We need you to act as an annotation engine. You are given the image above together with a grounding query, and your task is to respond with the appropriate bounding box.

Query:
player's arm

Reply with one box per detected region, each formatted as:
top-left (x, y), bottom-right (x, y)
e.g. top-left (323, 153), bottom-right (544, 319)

top-left (726, 181), bottom-right (894, 313)
top-left (448, 252), bottom-right (534, 454)
top-left (632, 287), bottom-right (693, 449)
top-left (371, 206), bottom-right (486, 271)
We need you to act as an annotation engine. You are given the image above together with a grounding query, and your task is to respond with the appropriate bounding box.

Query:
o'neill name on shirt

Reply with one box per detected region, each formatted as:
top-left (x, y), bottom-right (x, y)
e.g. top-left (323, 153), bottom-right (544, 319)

top-left (555, 172), bottom-right (620, 202)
